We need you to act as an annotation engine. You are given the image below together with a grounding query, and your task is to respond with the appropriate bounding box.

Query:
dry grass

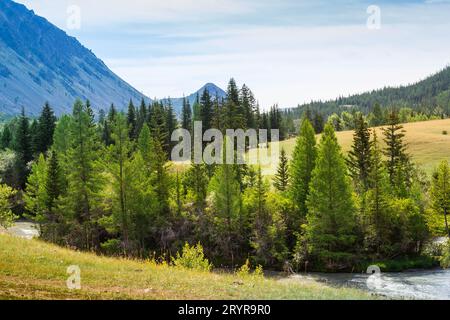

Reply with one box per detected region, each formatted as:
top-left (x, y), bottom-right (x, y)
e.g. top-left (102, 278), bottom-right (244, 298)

top-left (260, 118), bottom-right (450, 177)
top-left (0, 234), bottom-right (372, 300)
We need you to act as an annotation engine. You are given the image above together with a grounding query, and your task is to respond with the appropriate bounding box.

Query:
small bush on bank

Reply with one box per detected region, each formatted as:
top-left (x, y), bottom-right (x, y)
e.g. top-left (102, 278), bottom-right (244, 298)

top-left (172, 242), bottom-right (212, 272)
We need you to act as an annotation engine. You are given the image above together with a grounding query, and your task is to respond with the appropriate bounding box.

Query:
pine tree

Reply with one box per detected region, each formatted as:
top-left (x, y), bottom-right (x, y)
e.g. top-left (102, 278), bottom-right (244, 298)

top-left (240, 84), bottom-right (256, 129)
top-left (1, 125), bottom-right (12, 149)
top-left (127, 99), bottom-right (137, 140)
top-left (364, 131), bottom-right (393, 256)
top-left (431, 160), bottom-right (450, 237)
top-left (13, 107), bottom-right (32, 189)
top-left (184, 163), bottom-right (209, 211)
top-left (245, 167), bottom-right (288, 266)
top-left (105, 113), bottom-right (133, 251)
top-left (290, 119), bottom-right (317, 220)
top-left (382, 110), bottom-right (411, 193)
top-left (347, 113), bottom-right (372, 192)
top-left (181, 96), bottom-right (192, 134)
top-left (200, 89), bottom-right (213, 132)
top-left (63, 100), bottom-right (104, 250)
top-left (137, 98), bottom-right (148, 136)
top-left (45, 150), bottom-right (63, 211)
top-left (305, 123), bottom-right (358, 270)
top-left (273, 148), bottom-right (289, 192)
top-left (35, 102), bottom-right (57, 155)
top-left (24, 153), bottom-right (48, 220)
top-left (372, 103), bottom-right (384, 126)
top-left (209, 141), bottom-right (242, 264)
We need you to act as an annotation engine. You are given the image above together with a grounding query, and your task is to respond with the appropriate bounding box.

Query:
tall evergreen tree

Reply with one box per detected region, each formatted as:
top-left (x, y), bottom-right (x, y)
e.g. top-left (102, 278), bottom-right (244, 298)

top-left (105, 113), bottom-right (133, 251)
top-left (347, 113), bottom-right (372, 192)
top-left (364, 131), bottom-right (393, 256)
top-left (290, 119), bottom-right (317, 220)
top-left (305, 123), bottom-right (358, 270)
top-left (35, 102), bottom-right (57, 155)
top-left (127, 99), bottom-right (137, 140)
top-left (13, 107), bottom-right (32, 189)
top-left (181, 96), bottom-right (192, 133)
top-left (200, 89), bottom-right (213, 133)
top-left (62, 100), bottom-right (104, 250)
top-left (0, 125), bottom-right (12, 150)
top-left (382, 110), bottom-right (410, 192)
top-left (273, 148), bottom-right (289, 192)
top-left (209, 141), bottom-right (242, 265)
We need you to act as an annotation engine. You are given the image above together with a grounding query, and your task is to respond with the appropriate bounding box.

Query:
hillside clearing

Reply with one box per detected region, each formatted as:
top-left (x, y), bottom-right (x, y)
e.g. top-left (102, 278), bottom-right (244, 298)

top-left (0, 234), bottom-right (373, 300)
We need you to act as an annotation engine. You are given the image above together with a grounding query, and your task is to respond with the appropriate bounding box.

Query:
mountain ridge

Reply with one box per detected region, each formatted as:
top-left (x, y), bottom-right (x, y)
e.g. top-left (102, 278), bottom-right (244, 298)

top-left (0, 0), bottom-right (149, 116)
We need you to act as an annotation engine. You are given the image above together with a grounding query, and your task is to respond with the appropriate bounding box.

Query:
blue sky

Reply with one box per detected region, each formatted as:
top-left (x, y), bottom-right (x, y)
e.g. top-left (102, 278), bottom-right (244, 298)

top-left (16, 0), bottom-right (450, 109)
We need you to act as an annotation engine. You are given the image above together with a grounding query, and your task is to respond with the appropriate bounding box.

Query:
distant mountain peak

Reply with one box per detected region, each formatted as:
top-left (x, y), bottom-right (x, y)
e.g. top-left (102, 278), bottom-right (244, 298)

top-left (160, 83), bottom-right (226, 115)
top-left (0, 0), bottom-right (149, 116)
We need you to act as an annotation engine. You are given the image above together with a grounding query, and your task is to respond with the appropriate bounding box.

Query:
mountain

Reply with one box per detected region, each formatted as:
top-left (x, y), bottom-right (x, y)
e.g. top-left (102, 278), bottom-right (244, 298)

top-left (296, 66), bottom-right (450, 116)
top-left (160, 83), bottom-right (227, 115)
top-left (0, 0), bottom-right (149, 116)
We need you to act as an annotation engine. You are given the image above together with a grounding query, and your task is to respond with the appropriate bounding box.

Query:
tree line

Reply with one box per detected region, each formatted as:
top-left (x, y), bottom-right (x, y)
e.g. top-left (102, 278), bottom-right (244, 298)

top-left (0, 78), bottom-right (449, 271)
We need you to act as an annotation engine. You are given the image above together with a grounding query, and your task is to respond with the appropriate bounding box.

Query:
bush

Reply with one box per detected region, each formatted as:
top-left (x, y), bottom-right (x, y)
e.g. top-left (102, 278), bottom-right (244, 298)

top-left (172, 242), bottom-right (212, 272)
top-left (440, 240), bottom-right (450, 268)
top-left (236, 259), bottom-right (264, 278)
top-left (443, 130), bottom-right (448, 135)
top-left (100, 239), bottom-right (123, 256)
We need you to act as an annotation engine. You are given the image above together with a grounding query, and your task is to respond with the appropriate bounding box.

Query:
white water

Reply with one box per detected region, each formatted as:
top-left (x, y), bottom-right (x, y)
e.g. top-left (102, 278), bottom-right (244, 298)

top-left (288, 270), bottom-right (450, 300)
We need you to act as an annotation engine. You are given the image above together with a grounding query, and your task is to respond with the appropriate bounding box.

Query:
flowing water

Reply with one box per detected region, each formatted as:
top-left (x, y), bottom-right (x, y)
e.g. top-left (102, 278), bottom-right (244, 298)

top-left (286, 269), bottom-right (450, 299)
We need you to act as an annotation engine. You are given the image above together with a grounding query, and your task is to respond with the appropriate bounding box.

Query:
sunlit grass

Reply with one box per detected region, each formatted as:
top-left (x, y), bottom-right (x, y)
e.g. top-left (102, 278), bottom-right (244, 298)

top-left (0, 234), bottom-right (373, 300)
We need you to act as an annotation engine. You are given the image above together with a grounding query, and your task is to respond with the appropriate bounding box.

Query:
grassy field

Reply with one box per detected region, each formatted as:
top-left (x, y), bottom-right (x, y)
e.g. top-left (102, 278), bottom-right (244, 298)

top-left (0, 234), bottom-right (373, 300)
top-left (258, 118), bottom-right (450, 177)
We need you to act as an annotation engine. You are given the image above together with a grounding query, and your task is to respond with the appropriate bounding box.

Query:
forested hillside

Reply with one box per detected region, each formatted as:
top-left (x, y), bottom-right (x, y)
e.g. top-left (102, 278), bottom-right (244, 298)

top-left (292, 66), bottom-right (450, 124)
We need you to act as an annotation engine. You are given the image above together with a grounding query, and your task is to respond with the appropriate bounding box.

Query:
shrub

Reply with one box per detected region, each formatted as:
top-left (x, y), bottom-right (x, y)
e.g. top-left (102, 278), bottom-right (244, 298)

top-left (443, 130), bottom-right (448, 135)
top-left (172, 242), bottom-right (212, 272)
top-left (440, 240), bottom-right (450, 268)
top-left (0, 184), bottom-right (17, 229)
top-left (236, 259), bottom-right (264, 278)
top-left (100, 239), bottom-right (123, 256)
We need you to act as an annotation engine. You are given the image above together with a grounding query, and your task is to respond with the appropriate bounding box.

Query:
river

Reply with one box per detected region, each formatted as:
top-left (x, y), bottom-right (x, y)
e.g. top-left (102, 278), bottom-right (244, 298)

top-left (5, 222), bottom-right (450, 299)
top-left (286, 269), bottom-right (450, 300)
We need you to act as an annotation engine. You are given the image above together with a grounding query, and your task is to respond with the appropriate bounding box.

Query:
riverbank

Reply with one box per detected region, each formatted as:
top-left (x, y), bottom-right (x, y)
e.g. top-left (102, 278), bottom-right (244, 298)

top-left (0, 234), bottom-right (374, 300)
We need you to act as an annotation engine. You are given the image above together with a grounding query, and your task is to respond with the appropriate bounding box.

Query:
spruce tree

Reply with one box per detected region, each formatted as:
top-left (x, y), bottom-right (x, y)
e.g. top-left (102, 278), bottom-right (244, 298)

top-left (382, 110), bottom-right (411, 193)
top-left (105, 113), bottom-right (133, 251)
top-left (14, 107), bottom-right (32, 189)
top-left (273, 148), bottom-right (289, 192)
top-left (45, 150), bottom-right (63, 211)
top-left (200, 89), bottom-right (213, 132)
top-left (290, 119), bottom-right (317, 220)
top-left (35, 102), bottom-right (57, 155)
top-left (127, 99), bottom-right (137, 140)
top-left (137, 98), bottom-right (148, 136)
top-left (63, 100), bottom-right (104, 250)
top-left (1, 125), bottom-right (12, 149)
top-left (181, 96), bottom-right (192, 134)
top-left (305, 123), bottom-right (358, 270)
top-left (364, 131), bottom-right (393, 256)
top-left (347, 113), bottom-right (372, 192)
top-left (209, 141), bottom-right (242, 264)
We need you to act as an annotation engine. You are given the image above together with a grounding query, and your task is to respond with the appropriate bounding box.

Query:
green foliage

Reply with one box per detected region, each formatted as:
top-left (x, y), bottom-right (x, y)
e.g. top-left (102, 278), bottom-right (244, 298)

top-left (273, 148), bottom-right (289, 192)
top-left (0, 183), bottom-right (17, 228)
top-left (305, 124), bottom-right (358, 270)
top-left (172, 242), bottom-right (212, 272)
top-left (430, 160), bottom-right (450, 237)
